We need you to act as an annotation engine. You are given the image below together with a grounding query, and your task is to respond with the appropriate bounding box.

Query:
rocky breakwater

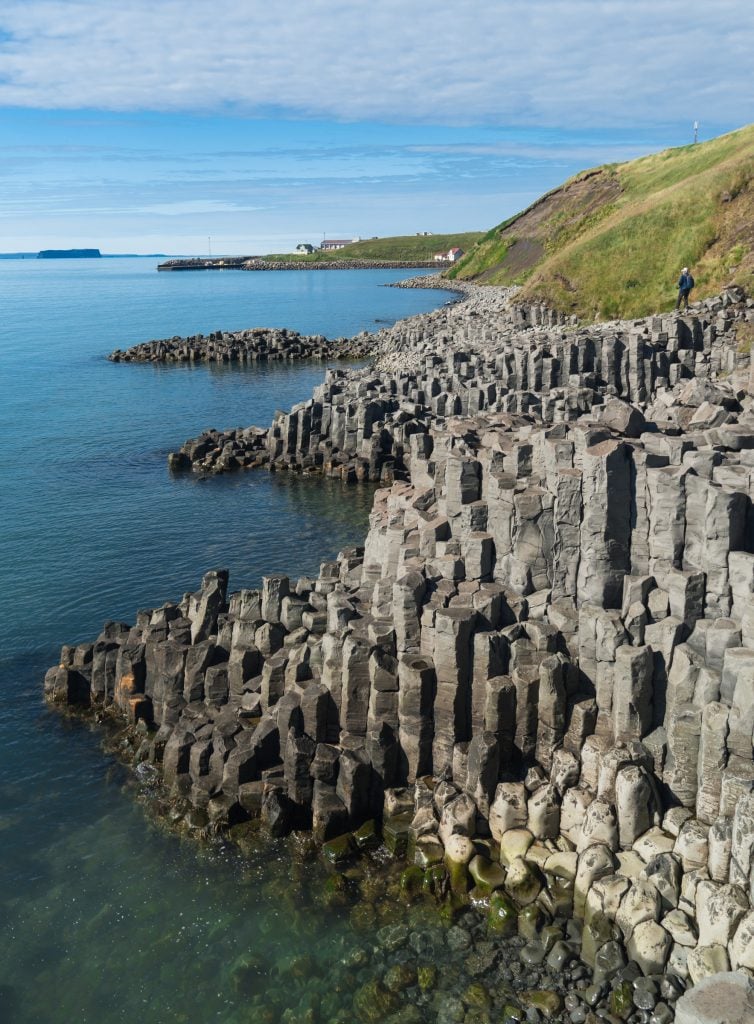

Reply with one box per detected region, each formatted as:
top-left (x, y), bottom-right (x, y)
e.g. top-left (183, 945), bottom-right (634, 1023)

top-left (156, 257), bottom-right (441, 271)
top-left (242, 260), bottom-right (439, 271)
top-left (108, 326), bottom-right (375, 365)
top-left (46, 284), bottom-right (754, 1022)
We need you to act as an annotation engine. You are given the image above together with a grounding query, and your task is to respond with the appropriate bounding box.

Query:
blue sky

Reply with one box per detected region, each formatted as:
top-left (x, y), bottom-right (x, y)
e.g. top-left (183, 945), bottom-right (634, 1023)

top-left (1, 0), bottom-right (752, 254)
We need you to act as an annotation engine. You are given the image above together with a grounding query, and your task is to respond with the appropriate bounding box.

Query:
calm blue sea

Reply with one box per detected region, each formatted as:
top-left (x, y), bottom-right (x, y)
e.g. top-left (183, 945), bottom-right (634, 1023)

top-left (0, 258), bottom-right (449, 1023)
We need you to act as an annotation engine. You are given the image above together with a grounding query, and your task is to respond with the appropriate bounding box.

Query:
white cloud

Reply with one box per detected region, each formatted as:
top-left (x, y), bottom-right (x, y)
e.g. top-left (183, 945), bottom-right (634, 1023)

top-left (139, 200), bottom-right (267, 216)
top-left (0, 0), bottom-right (752, 127)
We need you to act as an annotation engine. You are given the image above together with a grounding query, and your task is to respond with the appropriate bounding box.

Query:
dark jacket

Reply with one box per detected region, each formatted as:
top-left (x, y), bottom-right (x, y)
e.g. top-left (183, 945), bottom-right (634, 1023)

top-left (678, 273), bottom-right (694, 291)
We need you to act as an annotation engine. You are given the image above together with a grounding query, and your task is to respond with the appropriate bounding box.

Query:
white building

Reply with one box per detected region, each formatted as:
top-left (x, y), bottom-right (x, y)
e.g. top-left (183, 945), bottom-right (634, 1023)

top-left (434, 247), bottom-right (464, 263)
top-left (321, 237), bottom-right (361, 251)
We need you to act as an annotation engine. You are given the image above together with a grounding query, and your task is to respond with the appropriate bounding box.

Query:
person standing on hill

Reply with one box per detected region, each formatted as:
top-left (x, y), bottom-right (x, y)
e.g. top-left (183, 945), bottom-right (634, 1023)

top-left (676, 267), bottom-right (695, 310)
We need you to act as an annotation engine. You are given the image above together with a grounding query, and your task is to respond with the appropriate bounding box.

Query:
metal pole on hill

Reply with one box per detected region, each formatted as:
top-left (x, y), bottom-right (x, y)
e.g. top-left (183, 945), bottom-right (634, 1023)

top-left (694, 121), bottom-right (699, 144)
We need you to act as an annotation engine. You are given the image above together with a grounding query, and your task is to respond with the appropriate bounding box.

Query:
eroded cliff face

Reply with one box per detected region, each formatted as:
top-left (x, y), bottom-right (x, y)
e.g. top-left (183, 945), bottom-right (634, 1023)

top-left (46, 282), bottom-right (754, 996)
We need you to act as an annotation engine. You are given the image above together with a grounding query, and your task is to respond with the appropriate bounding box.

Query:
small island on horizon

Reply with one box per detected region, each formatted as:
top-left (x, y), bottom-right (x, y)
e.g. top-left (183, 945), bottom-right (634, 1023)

top-left (0, 250), bottom-right (170, 260)
top-left (37, 248), bottom-right (102, 259)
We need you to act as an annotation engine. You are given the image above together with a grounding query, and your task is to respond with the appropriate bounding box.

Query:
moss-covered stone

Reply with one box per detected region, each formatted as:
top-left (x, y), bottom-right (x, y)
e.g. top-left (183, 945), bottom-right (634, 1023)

top-left (322, 832), bottom-right (355, 865)
top-left (279, 953), bottom-right (315, 981)
top-left (384, 963), bottom-right (417, 993)
top-left (501, 1003), bottom-right (523, 1022)
top-left (469, 855), bottom-right (506, 894)
top-left (444, 838), bottom-right (474, 895)
top-left (438, 899), bottom-right (459, 926)
top-left (320, 872), bottom-right (351, 909)
top-left (413, 836), bottom-right (444, 868)
top-left (353, 819), bottom-right (381, 851)
top-left (464, 1012), bottom-right (491, 1024)
top-left (376, 922), bottom-right (410, 952)
top-left (260, 873), bottom-right (305, 914)
top-left (398, 864), bottom-right (425, 903)
top-left (227, 819), bottom-right (261, 851)
top-left (288, 830), bottom-right (318, 862)
top-left (463, 982), bottom-right (491, 1009)
top-left (488, 890), bottom-right (518, 936)
top-left (422, 863), bottom-right (450, 901)
top-left (382, 812), bottom-right (412, 857)
top-left (417, 964), bottom-right (437, 991)
top-left (385, 1007), bottom-right (422, 1024)
top-left (522, 990), bottom-right (564, 1017)
top-left (352, 980), bottom-right (401, 1024)
top-left (349, 901), bottom-right (377, 932)
top-left (376, 900), bottom-right (399, 926)
top-left (609, 980), bottom-right (635, 1020)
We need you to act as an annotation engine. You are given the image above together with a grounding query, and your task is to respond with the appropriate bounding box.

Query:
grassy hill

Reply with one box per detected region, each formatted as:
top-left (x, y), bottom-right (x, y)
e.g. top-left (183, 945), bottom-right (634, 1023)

top-left (447, 124), bottom-right (754, 321)
top-left (263, 232), bottom-right (484, 263)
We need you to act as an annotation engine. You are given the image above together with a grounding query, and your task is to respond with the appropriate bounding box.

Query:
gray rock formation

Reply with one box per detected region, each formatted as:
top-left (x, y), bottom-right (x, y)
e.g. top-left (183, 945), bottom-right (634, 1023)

top-left (46, 279), bottom-right (754, 1007)
top-left (109, 325), bottom-right (375, 365)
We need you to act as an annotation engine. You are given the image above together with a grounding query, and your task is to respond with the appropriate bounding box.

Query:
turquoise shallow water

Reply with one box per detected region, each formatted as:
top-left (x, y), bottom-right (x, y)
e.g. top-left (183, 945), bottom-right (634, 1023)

top-left (0, 259), bottom-right (449, 1023)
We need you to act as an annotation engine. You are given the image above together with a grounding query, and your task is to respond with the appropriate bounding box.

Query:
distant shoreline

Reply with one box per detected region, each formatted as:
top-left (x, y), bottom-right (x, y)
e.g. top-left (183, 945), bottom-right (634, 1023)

top-left (157, 257), bottom-right (442, 272)
top-left (0, 252), bottom-right (170, 260)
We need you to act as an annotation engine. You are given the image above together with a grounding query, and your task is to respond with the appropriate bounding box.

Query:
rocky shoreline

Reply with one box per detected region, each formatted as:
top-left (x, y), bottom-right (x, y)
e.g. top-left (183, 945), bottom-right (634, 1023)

top-left (47, 281), bottom-right (754, 1023)
top-left (388, 274), bottom-right (473, 293)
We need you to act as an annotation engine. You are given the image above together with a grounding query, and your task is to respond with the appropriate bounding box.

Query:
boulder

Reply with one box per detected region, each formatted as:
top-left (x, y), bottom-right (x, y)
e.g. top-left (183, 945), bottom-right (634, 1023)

top-left (489, 782), bottom-right (527, 841)
top-left (730, 910), bottom-right (754, 971)
top-left (626, 919), bottom-right (671, 975)
top-left (674, 971), bottom-right (754, 1024)
top-left (600, 398), bottom-right (646, 438)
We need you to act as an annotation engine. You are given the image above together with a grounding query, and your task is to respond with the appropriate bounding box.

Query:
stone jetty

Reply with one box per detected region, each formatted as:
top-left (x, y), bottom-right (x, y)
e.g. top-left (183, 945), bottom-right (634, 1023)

top-left (47, 280), bottom-right (754, 1021)
top-left (157, 256), bottom-right (439, 271)
top-left (108, 325), bottom-right (376, 365)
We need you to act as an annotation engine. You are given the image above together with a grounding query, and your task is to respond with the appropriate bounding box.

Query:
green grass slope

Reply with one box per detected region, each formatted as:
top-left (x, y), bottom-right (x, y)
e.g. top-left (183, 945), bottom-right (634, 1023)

top-left (263, 232), bottom-right (484, 263)
top-left (448, 124), bottom-right (754, 321)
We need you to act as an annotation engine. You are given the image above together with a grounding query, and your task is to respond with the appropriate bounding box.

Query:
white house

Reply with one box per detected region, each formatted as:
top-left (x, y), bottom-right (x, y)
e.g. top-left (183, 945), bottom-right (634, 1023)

top-left (434, 247), bottom-right (464, 263)
top-left (321, 237), bottom-right (361, 251)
